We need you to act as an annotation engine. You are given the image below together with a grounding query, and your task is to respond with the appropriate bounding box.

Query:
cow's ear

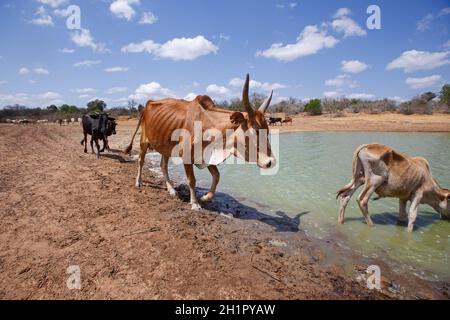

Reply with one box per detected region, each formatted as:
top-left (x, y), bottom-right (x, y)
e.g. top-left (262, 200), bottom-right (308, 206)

top-left (108, 117), bottom-right (116, 121)
top-left (230, 112), bottom-right (245, 125)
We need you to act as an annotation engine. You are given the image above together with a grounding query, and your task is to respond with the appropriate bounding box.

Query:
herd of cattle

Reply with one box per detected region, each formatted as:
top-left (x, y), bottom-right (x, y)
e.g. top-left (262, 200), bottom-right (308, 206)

top-left (2, 74), bottom-right (449, 232)
top-left (5, 118), bottom-right (82, 125)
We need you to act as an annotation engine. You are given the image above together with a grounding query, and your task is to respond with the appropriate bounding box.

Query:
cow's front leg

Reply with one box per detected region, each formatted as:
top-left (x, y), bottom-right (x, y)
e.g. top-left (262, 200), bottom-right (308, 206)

top-left (161, 155), bottom-right (177, 196)
top-left (135, 142), bottom-right (148, 188)
top-left (201, 165), bottom-right (220, 202)
top-left (407, 193), bottom-right (422, 232)
top-left (94, 138), bottom-right (101, 159)
top-left (184, 164), bottom-right (201, 211)
top-left (100, 137), bottom-right (106, 152)
top-left (399, 199), bottom-right (407, 222)
top-left (90, 136), bottom-right (95, 153)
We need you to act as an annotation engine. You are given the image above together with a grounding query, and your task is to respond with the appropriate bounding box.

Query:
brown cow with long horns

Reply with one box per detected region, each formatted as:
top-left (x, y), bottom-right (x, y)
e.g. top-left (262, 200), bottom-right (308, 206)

top-left (124, 74), bottom-right (276, 210)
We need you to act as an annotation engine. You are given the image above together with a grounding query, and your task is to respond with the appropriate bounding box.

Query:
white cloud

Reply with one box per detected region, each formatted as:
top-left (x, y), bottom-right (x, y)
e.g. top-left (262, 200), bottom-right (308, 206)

top-left (438, 7), bottom-right (450, 17)
top-left (18, 67), bottom-right (30, 75)
top-left (405, 75), bottom-right (442, 89)
top-left (347, 93), bottom-right (375, 100)
top-left (219, 33), bottom-right (231, 41)
top-left (106, 87), bottom-right (128, 94)
top-left (59, 48), bottom-right (74, 53)
top-left (323, 90), bottom-right (342, 98)
top-left (73, 60), bottom-right (101, 67)
top-left (388, 96), bottom-right (406, 103)
top-left (0, 80), bottom-right (8, 85)
top-left (110, 0), bottom-right (140, 21)
top-left (121, 40), bottom-right (159, 53)
top-left (183, 93), bottom-right (197, 101)
top-left (38, 91), bottom-right (61, 100)
top-left (129, 82), bottom-right (173, 101)
top-left (34, 68), bottom-right (49, 75)
top-left (30, 6), bottom-right (54, 27)
top-left (70, 28), bottom-right (108, 53)
top-left (256, 25), bottom-right (338, 62)
top-left (139, 11), bottom-right (158, 25)
top-left (79, 94), bottom-right (91, 99)
top-left (71, 88), bottom-right (97, 94)
top-left (334, 8), bottom-right (351, 18)
top-left (341, 60), bottom-right (369, 73)
top-left (228, 77), bottom-right (287, 91)
top-left (444, 40), bottom-right (450, 48)
top-left (324, 74), bottom-right (357, 88)
top-left (122, 35), bottom-right (218, 61)
top-left (36, 0), bottom-right (67, 8)
top-left (416, 14), bottom-right (434, 31)
top-left (18, 67), bottom-right (49, 75)
top-left (104, 66), bottom-right (129, 72)
top-left (206, 84), bottom-right (231, 97)
top-left (331, 8), bottom-right (366, 37)
top-left (387, 50), bottom-right (450, 72)
top-left (0, 93), bottom-right (32, 106)
top-left (53, 8), bottom-right (69, 17)
top-left (290, 2), bottom-right (297, 9)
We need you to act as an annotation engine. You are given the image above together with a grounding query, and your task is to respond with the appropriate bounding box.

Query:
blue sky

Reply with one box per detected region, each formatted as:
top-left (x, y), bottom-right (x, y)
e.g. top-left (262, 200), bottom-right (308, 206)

top-left (0, 0), bottom-right (449, 108)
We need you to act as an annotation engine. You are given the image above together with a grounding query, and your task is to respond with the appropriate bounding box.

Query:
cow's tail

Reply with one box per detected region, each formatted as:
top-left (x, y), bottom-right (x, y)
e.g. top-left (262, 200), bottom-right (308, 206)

top-left (123, 110), bottom-right (145, 155)
top-left (336, 144), bottom-right (366, 199)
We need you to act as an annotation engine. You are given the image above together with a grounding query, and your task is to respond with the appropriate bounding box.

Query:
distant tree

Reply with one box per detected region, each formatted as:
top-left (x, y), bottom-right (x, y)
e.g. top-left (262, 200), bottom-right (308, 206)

top-left (304, 99), bottom-right (322, 115)
top-left (439, 84), bottom-right (450, 106)
top-left (250, 92), bottom-right (266, 109)
top-left (138, 104), bottom-right (144, 114)
top-left (46, 104), bottom-right (58, 112)
top-left (59, 104), bottom-right (79, 113)
top-left (127, 99), bottom-right (137, 115)
top-left (421, 92), bottom-right (436, 102)
top-left (87, 99), bottom-right (106, 113)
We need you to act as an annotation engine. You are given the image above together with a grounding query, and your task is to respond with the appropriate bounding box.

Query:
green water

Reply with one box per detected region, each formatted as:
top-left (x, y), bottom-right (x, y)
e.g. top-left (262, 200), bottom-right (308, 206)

top-left (150, 132), bottom-right (450, 281)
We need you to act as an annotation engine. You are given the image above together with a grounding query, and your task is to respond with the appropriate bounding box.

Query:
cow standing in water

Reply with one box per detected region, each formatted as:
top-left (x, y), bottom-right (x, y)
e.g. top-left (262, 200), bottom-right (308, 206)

top-left (124, 74), bottom-right (276, 210)
top-left (337, 143), bottom-right (450, 232)
top-left (81, 114), bottom-right (117, 158)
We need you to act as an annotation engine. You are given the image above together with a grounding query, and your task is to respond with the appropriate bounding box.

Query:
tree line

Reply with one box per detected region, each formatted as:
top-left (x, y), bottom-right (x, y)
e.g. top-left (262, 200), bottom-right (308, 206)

top-left (1, 84), bottom-right (449, 121)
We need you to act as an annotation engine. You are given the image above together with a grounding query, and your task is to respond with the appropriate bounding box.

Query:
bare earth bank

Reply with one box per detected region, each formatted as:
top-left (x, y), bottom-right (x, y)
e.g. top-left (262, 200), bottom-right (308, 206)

top-left (0, 123), bottom-right (448, 299)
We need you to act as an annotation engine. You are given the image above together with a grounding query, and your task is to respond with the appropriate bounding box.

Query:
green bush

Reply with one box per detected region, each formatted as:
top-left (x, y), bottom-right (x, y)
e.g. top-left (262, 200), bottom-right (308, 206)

top-left (304, 99), bottom-right (322, 115)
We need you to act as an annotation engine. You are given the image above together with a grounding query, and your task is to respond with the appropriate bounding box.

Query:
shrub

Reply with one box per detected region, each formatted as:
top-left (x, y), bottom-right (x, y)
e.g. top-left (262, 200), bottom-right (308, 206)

top-left (304, 99), bottom-right (322, 115)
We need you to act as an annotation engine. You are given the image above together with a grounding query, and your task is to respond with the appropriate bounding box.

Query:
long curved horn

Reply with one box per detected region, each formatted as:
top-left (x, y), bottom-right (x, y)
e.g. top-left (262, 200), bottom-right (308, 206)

top-left (242, 74), bottom-right (255, 117)
top-left (258, 90), bottom-right (273, 114)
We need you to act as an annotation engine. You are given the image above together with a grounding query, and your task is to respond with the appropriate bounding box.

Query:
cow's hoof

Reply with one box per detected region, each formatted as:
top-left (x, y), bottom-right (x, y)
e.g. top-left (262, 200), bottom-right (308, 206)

top-left (200, 193), bottom-right (214, 202)
top-left (191, 203), bottom-right (202, 211)
top-left (135, 182), bottom-right (141, 189)
top-left (407, 224), bottom-right (414, 232)
top-left (168, 188), bottom-right (178, 197)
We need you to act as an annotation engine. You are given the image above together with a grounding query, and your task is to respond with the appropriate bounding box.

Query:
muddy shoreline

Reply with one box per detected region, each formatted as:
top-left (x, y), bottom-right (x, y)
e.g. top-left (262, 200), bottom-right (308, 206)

top-left (0, 124), bottom-right (448, 299)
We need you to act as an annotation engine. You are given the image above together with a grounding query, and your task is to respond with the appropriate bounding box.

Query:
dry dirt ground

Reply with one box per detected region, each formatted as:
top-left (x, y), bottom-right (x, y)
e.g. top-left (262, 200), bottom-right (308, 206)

top-left (0, 123), bottom-right (446, 300)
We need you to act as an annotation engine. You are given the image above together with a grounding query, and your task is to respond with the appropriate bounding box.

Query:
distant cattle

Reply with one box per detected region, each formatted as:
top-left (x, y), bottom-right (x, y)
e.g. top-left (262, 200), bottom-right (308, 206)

top-left (282, 116), bottom-right (293, 125)
top-left (337, 143), bottom-right (450, 232)
top-left (81, 113), bottom-right (117, 158)
top-left (268, 117), bottom-right (283, 126)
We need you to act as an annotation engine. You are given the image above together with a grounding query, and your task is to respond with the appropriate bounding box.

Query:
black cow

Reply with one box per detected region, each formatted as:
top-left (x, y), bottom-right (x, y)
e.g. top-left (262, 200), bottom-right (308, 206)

top-left (268, 117), bottom-right (283, 126)
top-left (80, 113), bottom-right (117, 158)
